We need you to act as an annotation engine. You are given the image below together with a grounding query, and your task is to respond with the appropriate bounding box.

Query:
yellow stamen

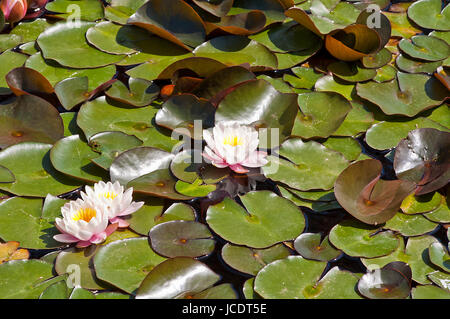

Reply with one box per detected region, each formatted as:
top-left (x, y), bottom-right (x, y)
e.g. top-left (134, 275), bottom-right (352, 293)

top-left (223, 136), bottom-right (243, 147)
top-left (72, 208), bottom-right (97, 222)
top-left (101, 192), bottom-right (117, 200)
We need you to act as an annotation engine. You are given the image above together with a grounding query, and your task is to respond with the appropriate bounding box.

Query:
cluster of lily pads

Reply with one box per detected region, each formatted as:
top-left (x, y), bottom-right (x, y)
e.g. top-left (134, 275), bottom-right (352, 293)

top-left (0, 0), bottom-right (449, 299)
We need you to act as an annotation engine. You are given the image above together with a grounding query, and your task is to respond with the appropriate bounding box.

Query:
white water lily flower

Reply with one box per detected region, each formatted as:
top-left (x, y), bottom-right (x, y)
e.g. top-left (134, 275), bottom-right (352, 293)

top-left (54, 198), bottom-right (117, 248)
top-left (81, 181), bottom-right (144, 228)
top-left (202, 121), bottom-right (268, 173)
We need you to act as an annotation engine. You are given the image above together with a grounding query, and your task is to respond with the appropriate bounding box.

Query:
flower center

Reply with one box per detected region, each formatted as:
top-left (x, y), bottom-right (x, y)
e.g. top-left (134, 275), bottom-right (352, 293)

top-left (223, 135), bottom-right (243, 147)
top-left (72, 208), bottom-right (97, 222)
top-left (101, 192), bottom-right (117, 200)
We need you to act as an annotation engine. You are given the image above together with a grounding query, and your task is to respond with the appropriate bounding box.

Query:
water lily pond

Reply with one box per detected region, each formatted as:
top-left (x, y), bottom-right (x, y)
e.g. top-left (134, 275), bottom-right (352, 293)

top-left (0, 0), bottom-right (449, 300)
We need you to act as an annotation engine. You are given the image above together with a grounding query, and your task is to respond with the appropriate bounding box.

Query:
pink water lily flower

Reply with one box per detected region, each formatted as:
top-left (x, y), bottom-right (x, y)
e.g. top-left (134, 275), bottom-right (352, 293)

top-left (0, 0), bottom-right (27, 23)
top-left (203, 121), bottom-right (268, 173)
top-left (54, 198), bottom-right (117, 248)
top-left (81, 181), bottom-right (144, 228)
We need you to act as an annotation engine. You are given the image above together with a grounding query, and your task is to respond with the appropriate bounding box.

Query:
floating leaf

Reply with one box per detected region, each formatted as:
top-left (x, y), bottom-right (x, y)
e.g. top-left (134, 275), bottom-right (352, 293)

top-left (407, 0), bottom-right (450, 31)
top-left (0, 241), bottom-right (29, 264)
top-left (356, 72), bottom-right (448, 117)
top-left (0, 142), bottom-right (81, 197)
top-left (149, 220), bottom-right (215, 258)
top-left (412, 285), bottom-right (450, 299)
top-left (0, 95), bottom-right (64, 148)
top-left (384, 212), bottom-right (438, 237)
top-left (206, 190), bottom-right (305, 248)
top-left (128, 0), bottom-right (206, 50)
top-left (136, 257), bottom-right (221, 299)
top-left (175, 179), bottom-right (217, 198)
top-left (334, 159), bottom-right (416, 225)
top-left (327, 62), bottom-right (377, 83)
top-left (291, 91), bottom-right (352, 139)
top-left (50, 135), bottom-right (108, 183)
top-left (329, 219), bottom-right (400, 258)
top-left (105, 78), bottom-right (160, 107)
top-left (398, 36), bottom-right (450, 62)
top-left (0, 260), bottom-right (56, 298)
top-left (396, 54), bottom-right (443, 74)
top-left (0, 50), bottom-right (27, 95)
top-left (361, 236), bottom-right (440, 284)
top-left (37, 22), bottom-right (124, 68)
top-left (46, 0), bottom-right (105, 21)
top-left (263, 138), bottom-right (349, 191)
top-left (424, 193), bottom-right (450, 223)
top-left (94, 238), bottom-right (167, 294)
top-left (110, 147), bottom-right (174, 186)
top-left (215, 79), bottom-right (298, 148)
top-left (294, 233), bottom-right (341, 262)
top-left (428, 242), bottom-right (450, 273)
top-left (358, 262), bottom-right (412, 299)
top-left (221, 243), bottom-right (291, 276)
top-left (394, 128), bottom-right (450, 196)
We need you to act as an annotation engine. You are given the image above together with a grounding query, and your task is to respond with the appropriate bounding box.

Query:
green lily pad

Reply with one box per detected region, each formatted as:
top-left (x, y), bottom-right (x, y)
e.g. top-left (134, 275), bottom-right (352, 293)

top-left (37, 22), bottom-right (124, 68)
top-left (429, 242), bottom-right (450, 273)
top-left (400, 192), bottom-right (442, 215)
top-left (128, 0), bottom-right (206, 50)
top-left (39, 280), bottom-right (70, 299)
top-left (356, 72), bottom-right (448, 117)
top-left (254, 256), bottom-right (360, 299)
top-left (128, 201), bottom-right (195, 236)
top-left (428, 270), bottom-right (450, 290)
top-left (361, 48), bottom-right (392, 69)
top-left (10, 19), bottom-right (54, 43)
top-left (55, 246), bottom-right (111, 290)
top-left (249, 20), bottom-right (321, 53)
top-left (50, 135), bottom-right (108, 183)
top-left (155, 94), bottom-right (215, 139)
top-left (384, 212), bottom-right (438, 237)
top-left (328, 62), bottom-right (377, 83)
top-left (221, 243), bottom-right (291, 276)
top-left (278, 186), bottom-right (342, 212)
top-left (175, 179), bottom-right (216, 198)
top-left (0, 142), bottom-right (81, 197)
top-left (294, 233), bottom-right (341, 262)
top-left (332, 100), bottom-right (374, 137)
top-left (88, 131), bottom-right (143, 170)
top-left (283, 187), bottom-right (336, 202)
top-left (284, 66), bottom-right (323, 90)
top-left (315, 74), bottom-right (356, 101)
top-left (109, 147), bottom-right (174, 186)
top-left (206, 190), bottom-right (305, 248)
top-left (0, 260), bottom-right (57, 298)
top-left (229, 0), bottom-right (289, 25)
top-left (54, 77), bottom-right (90, 111)
top-left (365, 117), bottom-right (448, 150)
top-left (94, 237), bottom-right (167, 294)
top-left (61, 112), bottom-right (83, 137)
top-left (407, 0), bottom-right (450, 31)
top-left (329, 219), bottom-right (400, 258)
top-left (358, 262), bottom-right (412, 299)
top-left (0, 50), bottom-right (27, 95)
top-left (149, 220), bottom-right (215, 258)
top-left (424, 194), bottom-right (450, 223)
top-left (0, 165), bottom-right (14, 183)
top-left (128, 168), bottom-right (193, 200)
top-left (193, 35), bottom-right (277, 70)
top-left (215, 79), bottom-right (298, 148)
top-left (322, 137), bottom-right (362, 161)
top-left (385, 11), bottom-right (421, 39)
top-left (373, 64), bottom-right (397, 83)
top-left (412, 285), bottom-right (450, 299)
top-left (0, 94), bottom-right (64, 149)
top-left (136, 257), bottom-right (221, 299)
top-left (361, 236), bottom-right (440, 284)
top-left (69, 287), bottom-right (96, 299)
top-left (398, 35), bottom-right (450, 62)
top-left (292, 91), bottom-right (352, 139)
top-left (396, 54), bottom-right (443, 74)
top-left (0, 34), bottom-right (22, 53)
top-left (191, 283), bottom-right (238, 299)
top-left (26, 53), bottom-right (116, 91)
top-left (104, 0), bottom-right (148, 24)
top-left (0, 196), bottom-right (66, 249)
top-left (105, 78), bottom-right (160, 107)
top-left (77, 97), bottom-right (177, 152)
top-left (263, 138), bottom-right (349, 191)
top-left (46, 0), bottom-right (105, 21)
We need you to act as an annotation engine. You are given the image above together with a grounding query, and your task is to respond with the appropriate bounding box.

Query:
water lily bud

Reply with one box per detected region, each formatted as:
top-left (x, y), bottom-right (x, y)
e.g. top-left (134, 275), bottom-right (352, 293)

top-left (0, 0), bottom-right (27, 23)
top-left (203, 121), bottom-right (268, 174)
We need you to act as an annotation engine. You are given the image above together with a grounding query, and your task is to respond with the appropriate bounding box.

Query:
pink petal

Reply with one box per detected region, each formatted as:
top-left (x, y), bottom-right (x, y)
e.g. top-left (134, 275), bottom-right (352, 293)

top-left (53, 233), bottom-right (79, 243)
top-left (76, 241), bottom-right (92, 248)
top-left (105, 223), bottom-right (119, 236)
top-left (202, 150), bottom-right (228, 168)
top-left (241, 151), bottom-right (269, 168)
top-left (110, 217), bottom-right (129, 228)
top-left (89, 232), bottom-right (107, 245)
top-left (229, 164), bottom-right (249, 174)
